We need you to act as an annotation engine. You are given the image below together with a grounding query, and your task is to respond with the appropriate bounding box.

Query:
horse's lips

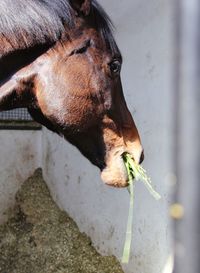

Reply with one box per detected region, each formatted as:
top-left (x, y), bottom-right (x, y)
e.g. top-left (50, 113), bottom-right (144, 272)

top-left (100, 154), bottom-right (129, 188)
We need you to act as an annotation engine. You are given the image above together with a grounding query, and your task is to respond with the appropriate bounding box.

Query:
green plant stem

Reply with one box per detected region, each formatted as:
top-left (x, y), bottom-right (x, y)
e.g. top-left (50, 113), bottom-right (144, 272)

top-left (121, 153), bottom-right (161, 264)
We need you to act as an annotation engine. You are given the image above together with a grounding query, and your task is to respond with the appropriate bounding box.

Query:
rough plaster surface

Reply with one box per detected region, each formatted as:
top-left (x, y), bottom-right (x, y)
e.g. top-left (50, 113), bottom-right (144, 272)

top-left (0, 130), bottom-right (42, 224)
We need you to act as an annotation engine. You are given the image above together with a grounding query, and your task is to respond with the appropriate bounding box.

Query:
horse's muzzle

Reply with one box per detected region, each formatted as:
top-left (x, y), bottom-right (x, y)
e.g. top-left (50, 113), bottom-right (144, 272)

top-left (101, 145), bottom-right (144, 187)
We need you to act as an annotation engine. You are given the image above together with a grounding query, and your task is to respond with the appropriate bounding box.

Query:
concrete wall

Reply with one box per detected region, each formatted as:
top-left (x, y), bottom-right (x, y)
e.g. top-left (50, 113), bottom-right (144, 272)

top-left (0, 130), bottom-right (42, 224)
top-left (42, 1), bottom-right (174, 273)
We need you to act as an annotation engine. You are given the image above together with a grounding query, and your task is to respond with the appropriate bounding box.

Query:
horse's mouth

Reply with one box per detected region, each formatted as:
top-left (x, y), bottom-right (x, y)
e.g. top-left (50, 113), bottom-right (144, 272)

top-left (100, 151), bottom-right (130, 188)
top-left (100, 148), bottom-right (144, 188)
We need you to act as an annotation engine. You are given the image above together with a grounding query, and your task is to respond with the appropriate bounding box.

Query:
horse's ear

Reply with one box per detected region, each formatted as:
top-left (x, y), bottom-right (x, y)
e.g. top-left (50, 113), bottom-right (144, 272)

top-left (0, 72), bottom-right (36, 111)
top-left (70, 0), bottom-right (91, 16)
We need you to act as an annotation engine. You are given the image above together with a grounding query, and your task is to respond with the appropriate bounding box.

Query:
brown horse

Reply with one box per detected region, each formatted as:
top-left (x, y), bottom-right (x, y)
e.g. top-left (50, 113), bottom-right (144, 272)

top-left (0, 0), bottom-right (144, 187)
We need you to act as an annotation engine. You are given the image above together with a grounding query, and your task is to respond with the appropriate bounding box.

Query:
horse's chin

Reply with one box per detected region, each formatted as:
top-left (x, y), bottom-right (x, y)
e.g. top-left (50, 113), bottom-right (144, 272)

top-left (100, 152), bottom-right (129, 188)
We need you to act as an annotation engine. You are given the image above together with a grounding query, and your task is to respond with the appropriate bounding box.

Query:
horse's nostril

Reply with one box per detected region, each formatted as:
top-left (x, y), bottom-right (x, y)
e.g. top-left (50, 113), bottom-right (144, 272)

top-left (139, 150), bottom-right (144, 164)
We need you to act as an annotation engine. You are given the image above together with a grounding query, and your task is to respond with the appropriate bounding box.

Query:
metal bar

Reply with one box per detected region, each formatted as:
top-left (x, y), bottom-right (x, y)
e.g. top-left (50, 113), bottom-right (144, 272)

top-left (0, 120), bottom-right (41, 130)
top-left (173, 0), bottom-right (200, 272)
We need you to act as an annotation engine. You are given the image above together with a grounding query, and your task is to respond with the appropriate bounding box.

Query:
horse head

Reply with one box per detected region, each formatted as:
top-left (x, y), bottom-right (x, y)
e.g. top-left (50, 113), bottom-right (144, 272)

top-left (0, 0), bottom-right (144, 187)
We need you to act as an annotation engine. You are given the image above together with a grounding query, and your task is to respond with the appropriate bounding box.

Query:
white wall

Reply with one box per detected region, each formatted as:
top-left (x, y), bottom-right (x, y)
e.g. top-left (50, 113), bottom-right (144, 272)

top-left (0, 130), bottom-right (42, 223)
top-left (42, 1), bottom-right (174, 273)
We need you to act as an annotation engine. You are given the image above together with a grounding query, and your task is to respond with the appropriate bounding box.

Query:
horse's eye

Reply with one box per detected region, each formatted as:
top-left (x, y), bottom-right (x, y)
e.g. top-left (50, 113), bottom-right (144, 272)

top-left (109, 60), bottom-right (121, 75)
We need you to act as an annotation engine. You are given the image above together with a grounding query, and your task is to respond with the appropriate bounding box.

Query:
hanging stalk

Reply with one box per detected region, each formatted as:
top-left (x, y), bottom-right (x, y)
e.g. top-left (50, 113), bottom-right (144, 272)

top-left (122, 153), bottom-right (161, 264)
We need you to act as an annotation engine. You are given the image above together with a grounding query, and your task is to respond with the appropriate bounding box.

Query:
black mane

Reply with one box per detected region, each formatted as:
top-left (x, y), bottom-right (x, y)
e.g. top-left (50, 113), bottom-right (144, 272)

top-left (0, 0), bottom-right (118, 54)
